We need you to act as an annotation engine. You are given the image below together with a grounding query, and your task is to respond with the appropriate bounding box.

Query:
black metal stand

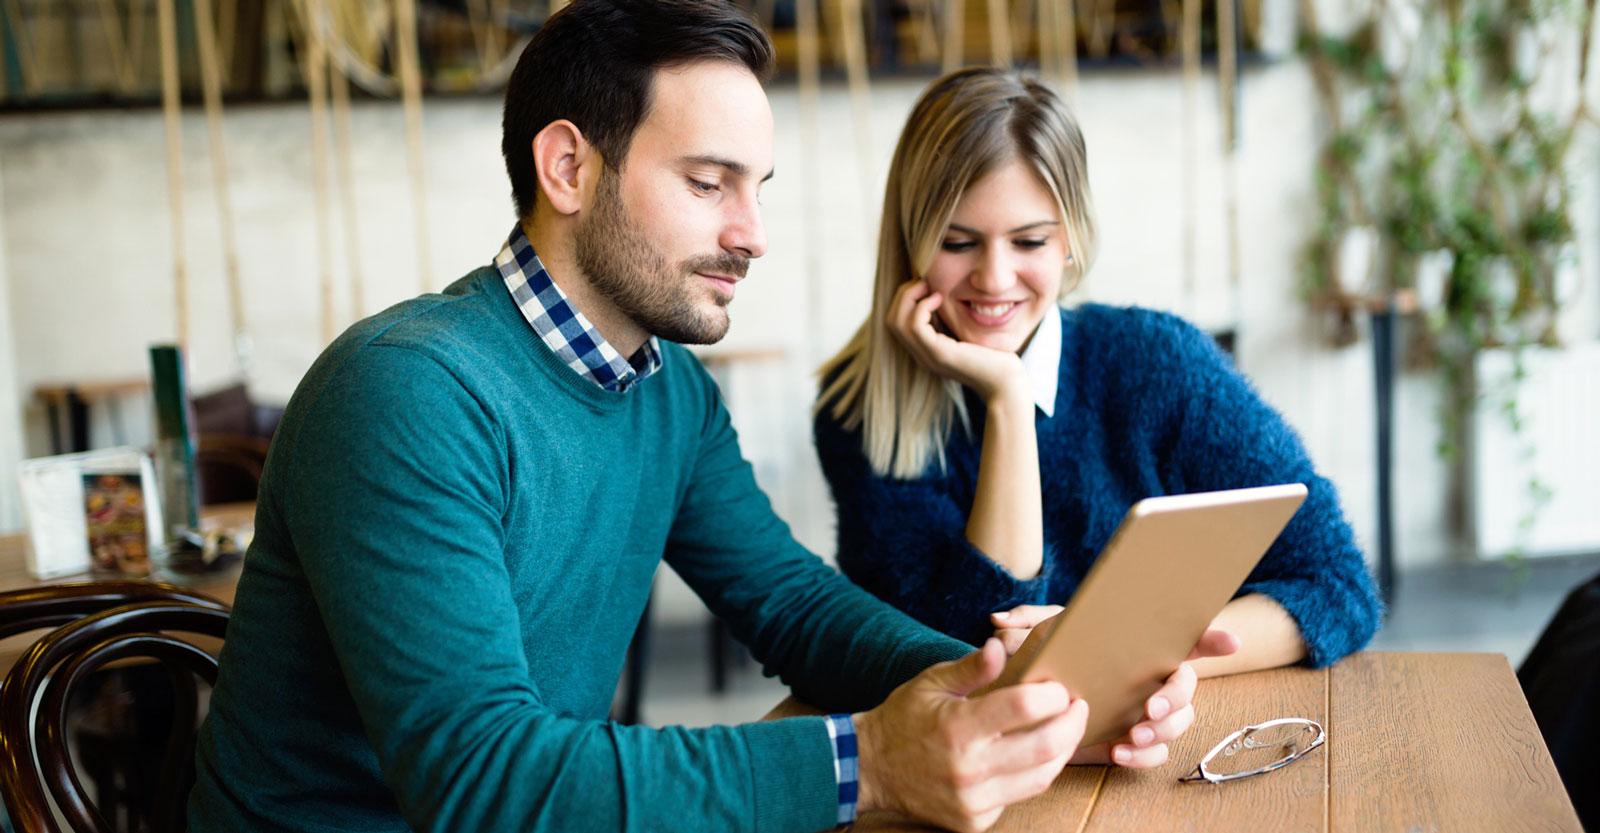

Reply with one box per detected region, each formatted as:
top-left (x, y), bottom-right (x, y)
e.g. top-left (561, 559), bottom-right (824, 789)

top-left (1372, 301), bottom-right (1397, 608)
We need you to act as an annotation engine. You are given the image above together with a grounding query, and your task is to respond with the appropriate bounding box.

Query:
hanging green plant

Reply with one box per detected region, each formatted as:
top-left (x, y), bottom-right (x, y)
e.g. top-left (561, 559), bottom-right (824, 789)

top-left (1297, 0), bottom-right (1595, 565)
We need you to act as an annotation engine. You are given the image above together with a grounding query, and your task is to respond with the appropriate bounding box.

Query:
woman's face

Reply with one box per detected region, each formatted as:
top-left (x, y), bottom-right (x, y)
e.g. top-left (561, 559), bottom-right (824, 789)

top-left (921, 159), bottom-right (1070, 354)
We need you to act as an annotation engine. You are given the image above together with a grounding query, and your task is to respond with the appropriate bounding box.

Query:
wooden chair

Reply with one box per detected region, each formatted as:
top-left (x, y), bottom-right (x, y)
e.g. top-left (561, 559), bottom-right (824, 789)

top-left (0, 595), bottom-right (230, 833)
top-left (0, 582), bottom-right (228, 641)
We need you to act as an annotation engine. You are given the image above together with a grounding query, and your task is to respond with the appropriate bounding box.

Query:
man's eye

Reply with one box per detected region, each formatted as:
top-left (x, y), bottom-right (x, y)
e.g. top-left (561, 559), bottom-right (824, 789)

top-left (689, 178), bottom-right (719, 194)
top-left (941, 240), bottom-right (976, 253)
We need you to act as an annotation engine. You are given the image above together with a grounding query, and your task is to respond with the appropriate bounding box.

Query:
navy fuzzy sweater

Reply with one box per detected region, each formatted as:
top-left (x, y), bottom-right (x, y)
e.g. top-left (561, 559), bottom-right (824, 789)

top-left (814, 304), bottom-right (1382, 666)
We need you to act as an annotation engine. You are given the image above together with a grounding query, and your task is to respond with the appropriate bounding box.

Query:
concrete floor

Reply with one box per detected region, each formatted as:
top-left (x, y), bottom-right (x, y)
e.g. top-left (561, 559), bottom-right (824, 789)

top-left (633, 554), bottom-right (1600, 729)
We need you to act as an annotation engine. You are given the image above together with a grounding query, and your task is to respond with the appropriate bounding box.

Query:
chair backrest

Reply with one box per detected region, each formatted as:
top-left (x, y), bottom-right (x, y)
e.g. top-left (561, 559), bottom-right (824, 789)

top-left (0, 581), bottom-right (228, 641)
top-left (0, 601), bottom-right (231, 833)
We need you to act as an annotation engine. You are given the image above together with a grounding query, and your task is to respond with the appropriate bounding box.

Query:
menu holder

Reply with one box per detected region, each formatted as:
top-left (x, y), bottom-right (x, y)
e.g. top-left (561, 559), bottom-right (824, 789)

top-left (17, 447), bottom-right (165, 579)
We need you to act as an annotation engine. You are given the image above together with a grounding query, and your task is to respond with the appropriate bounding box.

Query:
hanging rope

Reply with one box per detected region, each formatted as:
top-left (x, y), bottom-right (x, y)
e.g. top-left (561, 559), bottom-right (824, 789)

top-left (289, 0), bottom-right (338, 344)
top-left (836, 0), bottom-right (876, 218)
top-left (1, 0), bottom-right (43, 95)
top-left (1180, 0), bottom-right (1199, 315)
top-left (913, 0), bottom-right (939, 64)
top-left (986, 0), bottom-right (1012, 67)
top-left (216, 0), bottom-right (237, 85)
top-left (1218, 0), bottom-right (1242, 325)
top-left (328, 0), bottom-right (366, 319)
top-left (1041, 0), bottom-right (1078, 99)
top-left (156, 0), bottom-right (188, 348)
top-left (1010, 0), bottom-right (1034, 70)
top-left (942, 0), bottom-right (964, 73)
top-left (796, 0), bottom-right (825, 364)
top-left (193, 0), bottom-right (250, 369)
top-left (96, 0), bottom-right (148, 94)
top-left (394, 0), bottom-right (433, 293)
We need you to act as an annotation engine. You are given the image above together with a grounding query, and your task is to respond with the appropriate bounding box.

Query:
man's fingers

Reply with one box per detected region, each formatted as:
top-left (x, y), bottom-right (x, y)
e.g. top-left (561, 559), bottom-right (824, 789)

top-left (990, 604), bottom-right (1064, 629)
top-left (965, 679), bottom-right (1074, 737)
top-left (1185, 628), bottom-right (1240, 661)
top-left (959, 747), bottom-right (1073, 821)
top-left (925, 638), bottom-right (1008, 700)
top-left (983, 698), bottom-right (1089, 775)
top-left (958, 699), bottom-right (1085, 816)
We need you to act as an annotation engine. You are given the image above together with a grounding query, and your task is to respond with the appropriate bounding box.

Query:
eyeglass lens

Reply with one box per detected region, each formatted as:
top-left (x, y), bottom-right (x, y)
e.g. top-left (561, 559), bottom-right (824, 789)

top-left (1202, 722), bottom-right (1320, 777)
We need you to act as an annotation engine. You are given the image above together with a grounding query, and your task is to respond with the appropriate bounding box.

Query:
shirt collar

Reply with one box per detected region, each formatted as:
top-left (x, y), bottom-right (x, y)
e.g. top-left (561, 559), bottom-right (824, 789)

top-left (495, 224), bottom-right (662, 393)
top-left (1018, 304), bottom-right (1062, 417)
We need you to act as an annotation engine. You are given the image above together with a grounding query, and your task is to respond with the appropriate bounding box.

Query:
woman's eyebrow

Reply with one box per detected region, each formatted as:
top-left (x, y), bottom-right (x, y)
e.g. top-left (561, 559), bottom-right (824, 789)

top-left (946, 220), bottom-right (1060, 235)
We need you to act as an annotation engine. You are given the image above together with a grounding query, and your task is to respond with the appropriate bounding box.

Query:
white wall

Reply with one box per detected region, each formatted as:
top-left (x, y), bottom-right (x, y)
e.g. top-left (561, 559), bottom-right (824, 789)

top-left (0, 149), bottom-right (23, 531)
top-left (1, 58), bottom-right (1596, 582)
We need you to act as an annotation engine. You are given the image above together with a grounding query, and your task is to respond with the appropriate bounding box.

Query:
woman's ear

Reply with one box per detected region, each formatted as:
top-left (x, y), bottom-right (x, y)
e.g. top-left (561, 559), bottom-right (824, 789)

top-left (532, 119), bottom-right (597, 217)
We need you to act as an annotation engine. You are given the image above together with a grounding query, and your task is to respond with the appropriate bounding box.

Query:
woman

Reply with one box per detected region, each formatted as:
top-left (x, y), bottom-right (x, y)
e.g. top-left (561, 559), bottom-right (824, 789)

top-left (814, 67), bottom-right (1381, 681)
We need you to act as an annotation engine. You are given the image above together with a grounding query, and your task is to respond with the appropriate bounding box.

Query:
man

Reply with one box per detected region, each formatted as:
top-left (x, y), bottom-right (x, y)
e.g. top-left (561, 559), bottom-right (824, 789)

top-left (189, 1), bottom-right (1214, 830)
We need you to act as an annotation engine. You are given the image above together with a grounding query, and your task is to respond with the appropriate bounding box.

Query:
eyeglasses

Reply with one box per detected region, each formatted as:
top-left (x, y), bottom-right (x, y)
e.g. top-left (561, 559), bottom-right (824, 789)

top-left (1178, 718), bottom-right (1326, 784)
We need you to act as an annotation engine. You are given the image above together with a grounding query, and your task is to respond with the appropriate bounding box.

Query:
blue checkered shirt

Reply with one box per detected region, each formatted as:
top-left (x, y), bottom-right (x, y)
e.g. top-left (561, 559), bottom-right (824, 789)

top-left (496, 225), bottom-right (662, 392)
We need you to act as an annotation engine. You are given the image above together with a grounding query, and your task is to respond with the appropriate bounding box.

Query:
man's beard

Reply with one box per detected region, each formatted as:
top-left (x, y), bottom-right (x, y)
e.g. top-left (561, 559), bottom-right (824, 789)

top-left (574, 170), bottom-right (748, 345)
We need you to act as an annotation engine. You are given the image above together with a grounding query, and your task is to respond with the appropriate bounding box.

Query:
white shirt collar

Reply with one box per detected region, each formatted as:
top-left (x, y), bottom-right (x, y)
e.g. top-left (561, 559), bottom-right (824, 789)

top-left (1018, 305), bottom-right (1062, 417)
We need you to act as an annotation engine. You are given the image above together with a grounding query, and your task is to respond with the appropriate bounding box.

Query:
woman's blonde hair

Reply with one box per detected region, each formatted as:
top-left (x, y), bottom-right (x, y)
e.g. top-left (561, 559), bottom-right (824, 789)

top-left (816, 67), bottom-right (1098, 479)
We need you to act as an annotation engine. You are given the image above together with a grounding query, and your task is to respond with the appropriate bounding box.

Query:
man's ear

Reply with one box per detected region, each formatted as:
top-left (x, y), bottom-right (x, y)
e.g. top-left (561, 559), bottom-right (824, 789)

top-left (532, 119), bottom-right (600, 217)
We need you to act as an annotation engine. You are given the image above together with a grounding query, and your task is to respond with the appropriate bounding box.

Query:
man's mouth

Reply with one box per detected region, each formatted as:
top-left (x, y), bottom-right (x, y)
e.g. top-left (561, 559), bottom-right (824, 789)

top-left (698, 273), bottom-right (738, 299)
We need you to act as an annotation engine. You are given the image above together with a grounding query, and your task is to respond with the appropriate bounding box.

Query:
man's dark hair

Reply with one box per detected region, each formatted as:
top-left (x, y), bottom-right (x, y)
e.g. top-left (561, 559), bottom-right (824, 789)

top-left (501, 0), bottom-right (775, 219)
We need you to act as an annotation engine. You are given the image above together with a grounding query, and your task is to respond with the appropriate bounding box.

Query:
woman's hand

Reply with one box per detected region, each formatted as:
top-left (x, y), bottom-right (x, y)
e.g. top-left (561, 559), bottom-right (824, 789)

top-left (990, 604), bottom-right (1064, 655)
top-left (991, 604), bottom-right (1240, 769)
top-left (888, 279), bottom-right (1027, 403)
top-left (1069, 630), bottom-right (1240, 769)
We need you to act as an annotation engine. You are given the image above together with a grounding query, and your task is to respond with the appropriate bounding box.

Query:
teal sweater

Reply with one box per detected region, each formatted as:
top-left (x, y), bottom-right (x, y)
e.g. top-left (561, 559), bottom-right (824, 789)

top-left (189, 266), bottom-right (971, 833)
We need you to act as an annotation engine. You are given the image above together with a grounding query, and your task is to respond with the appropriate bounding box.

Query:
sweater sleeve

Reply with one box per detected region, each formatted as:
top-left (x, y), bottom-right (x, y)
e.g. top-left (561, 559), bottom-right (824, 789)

top-left (1140, 314), bottom-right (1383, 667)
top-left (663, 360), bottom-right (972, 710)
top-left (812, 404), bottom-right (1052, 646)
top-left (283, 346), bottom-right (961, 833)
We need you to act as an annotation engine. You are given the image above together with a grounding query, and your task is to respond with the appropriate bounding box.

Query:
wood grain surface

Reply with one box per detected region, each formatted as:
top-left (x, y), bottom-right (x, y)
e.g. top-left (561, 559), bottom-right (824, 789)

top-left (1084, 664), bottom-right (1328, 833)
top-left (1328, 652), bottom-right (1581, 833)
top-left (844, 653), bottom-right (1580, 832)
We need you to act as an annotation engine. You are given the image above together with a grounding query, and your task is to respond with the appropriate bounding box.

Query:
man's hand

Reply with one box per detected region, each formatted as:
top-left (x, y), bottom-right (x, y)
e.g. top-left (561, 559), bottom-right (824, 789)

top-left (853, 639), bottom-right (1089, 833)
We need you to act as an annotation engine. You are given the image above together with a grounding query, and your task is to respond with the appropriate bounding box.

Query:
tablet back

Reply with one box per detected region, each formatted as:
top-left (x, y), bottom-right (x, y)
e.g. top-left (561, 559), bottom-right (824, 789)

top-left (1013, 483), bottom-right (1308, 746)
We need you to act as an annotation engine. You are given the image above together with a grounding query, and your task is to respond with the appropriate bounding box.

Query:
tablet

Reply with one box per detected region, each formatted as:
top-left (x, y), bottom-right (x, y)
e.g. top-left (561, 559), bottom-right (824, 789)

top-left (997, 483), bottom-right (1308, 747)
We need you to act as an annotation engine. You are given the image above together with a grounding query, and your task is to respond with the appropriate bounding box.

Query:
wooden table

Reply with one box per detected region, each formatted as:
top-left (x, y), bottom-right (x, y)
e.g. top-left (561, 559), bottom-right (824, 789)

top-left (0, 503), bottom-right (252, 670)
top-left (850, 652), bottom-right (1582, 832)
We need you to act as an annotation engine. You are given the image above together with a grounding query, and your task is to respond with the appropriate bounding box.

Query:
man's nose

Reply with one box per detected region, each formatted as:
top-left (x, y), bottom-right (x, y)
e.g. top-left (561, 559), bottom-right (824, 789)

top-left (721, 193), bottom-right (768, 260)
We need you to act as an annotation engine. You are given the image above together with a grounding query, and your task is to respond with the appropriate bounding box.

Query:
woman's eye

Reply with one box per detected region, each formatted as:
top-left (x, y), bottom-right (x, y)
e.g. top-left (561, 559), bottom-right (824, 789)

top-left (1014, 238), bottom-right (1048, 250)
top-left (941, 240), bottom-right (976, 253)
